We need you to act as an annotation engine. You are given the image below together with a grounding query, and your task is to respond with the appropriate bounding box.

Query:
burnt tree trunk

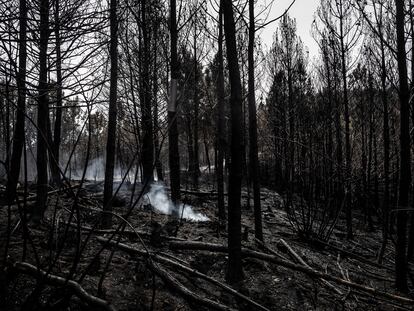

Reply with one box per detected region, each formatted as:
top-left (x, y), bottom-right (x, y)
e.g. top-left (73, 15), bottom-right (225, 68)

top-left (152, 30), bottom-right (163, 182)
top-left (169, 0), bottom-right (181, 208)
top-left (339, 8), bottom-right (353, 240)
top-left (6, 0), bottom-right (27, 203)
top-left (35, 0), bottom-right (50, 221)
top-left (248, 0), bottom-right (263, 241)
top-left (193, 20), bottom-right (200, 189)
top-left (394, 0), bottom-right (410, 292)
top-left (50, 0), bottom-right (62, 185)
top-left (407, 0), bottom-right (414, 262)
top-left (223, 0), bottom-right (244, 284)
top-left (216, 1), bottom-right (226, 221)
top-left (102, 0), bottom-right (119, 228)
top-left (378, 15), bottom-right (390, 263)
top-left (140, 0), bottom-right (154, 184)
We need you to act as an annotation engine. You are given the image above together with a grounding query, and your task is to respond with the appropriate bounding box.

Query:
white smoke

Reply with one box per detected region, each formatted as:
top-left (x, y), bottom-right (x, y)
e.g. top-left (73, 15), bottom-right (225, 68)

top-left (145, 183), bottom-right (209, 222)
top-left (68, 156), bottom-right (136, 182)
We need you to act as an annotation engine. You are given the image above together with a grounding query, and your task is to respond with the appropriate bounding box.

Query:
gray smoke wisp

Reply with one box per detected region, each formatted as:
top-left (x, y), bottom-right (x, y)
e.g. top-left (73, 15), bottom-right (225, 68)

top-left (145, 183), bottom-right (209, 222)
top-left (68, 156), bottom-right (135, 182)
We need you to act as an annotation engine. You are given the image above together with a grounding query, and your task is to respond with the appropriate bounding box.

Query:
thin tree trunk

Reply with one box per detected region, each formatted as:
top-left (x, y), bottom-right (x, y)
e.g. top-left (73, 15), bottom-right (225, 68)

top-left (6, 0), bottom-right (27, 203)
top-left (378, 17), bottom-right (390, 263)
top-left (331, 37), bottom-right (344, 217)
top-left (187, 115), bottom-right (195, 179)
top-left (169, 0), bottom-right (181, 208)
top-left (406, 0), bottom-right (414, 262)
top-left (50, 0), bottom-right (62, 185)
top-left (322, 40), bottom-right (334, 199)
top-left (394, 0), bottom-right (410, 292)
top-left (248, 0), bottom-right (263, 241)
top-left (339, 4), bottom-right (353, 239)
top-left (193, 20), bottom-right (199, 189)
top-left (102, 0), bottom-right (119, 228)
top-left (216, 1), bottom-right (226, 221)
top-left (222, 0), bottom-right (244, 284)
top-left (35, 0), bottom-right (50, 221)
top-left (203, 128), bottom-right (211, 173)
top-left (140, 0), bottom-right (154, 184)
top-left (153, 35), bottom-right (163, 182)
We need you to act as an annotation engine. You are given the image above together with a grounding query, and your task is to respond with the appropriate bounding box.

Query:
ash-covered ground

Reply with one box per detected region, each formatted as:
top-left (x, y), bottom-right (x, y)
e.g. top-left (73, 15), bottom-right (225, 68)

top-left (0, 178), bottom-right (413, 310)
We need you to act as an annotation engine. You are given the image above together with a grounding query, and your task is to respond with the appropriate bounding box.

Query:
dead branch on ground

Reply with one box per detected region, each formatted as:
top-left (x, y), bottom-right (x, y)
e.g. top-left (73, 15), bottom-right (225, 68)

top-left (10, 261), bottom-right (116, 311)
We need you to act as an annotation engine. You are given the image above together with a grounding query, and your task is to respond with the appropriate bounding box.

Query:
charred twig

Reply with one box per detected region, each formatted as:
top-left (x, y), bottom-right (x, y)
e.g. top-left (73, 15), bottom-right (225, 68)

top-left (147, 260), bottom-right (236, 311)
top-left (64, 221), bottom-right (186, 241)
top-left (279, 239), bottom-right (342, 295)
top-left (309, 238), bottom-right (393, 272)
top-left (11, 261), bottom-right (116, 311)
top-left (97, 237), bottom-right (270, 311)
top-left (168, 240), bottom-right (414, 305)
top-left (255, 238), bottom-right (288, 261)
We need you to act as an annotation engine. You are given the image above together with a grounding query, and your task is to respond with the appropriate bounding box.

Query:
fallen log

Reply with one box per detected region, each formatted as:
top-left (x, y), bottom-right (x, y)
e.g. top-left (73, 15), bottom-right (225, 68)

top-left (169, 240), bottom-right (228, 252)
top-left (147, 260), bottom-right (236, 311)
top-left (3, 184), bottom-right (81, 209)
top-left (255, 238), bottom-right (288, 261)
top-left (165, 188), bottom-right (251, 199)
top-left (278, 239), bottom-right (308, 266)
top-left (278, 239), bottom-right (342, 295)
top-left (10, 261), bottom-right (115, 311)
top-left (65, 222), bottom-right (185, 241)
top-left (309, 238), bottom-right (393, 272)
top-left (97, 237), bottom-right (270, 311)
top-left (168, 240), bottom-right (414, 305)
top-left (25, 183), bottom-right (81, 202)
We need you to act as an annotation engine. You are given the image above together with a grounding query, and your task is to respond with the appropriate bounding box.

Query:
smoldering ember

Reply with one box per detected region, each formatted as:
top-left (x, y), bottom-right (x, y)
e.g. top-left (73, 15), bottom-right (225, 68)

top-left (2, 0), bottom-right (414, 310)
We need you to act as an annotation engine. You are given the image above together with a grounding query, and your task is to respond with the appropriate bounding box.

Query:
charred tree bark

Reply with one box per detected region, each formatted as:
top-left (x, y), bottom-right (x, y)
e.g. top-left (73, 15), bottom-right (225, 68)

top-left (376, 9), bottom-right (391, 263)
top-left (223, 0), bottom-right (244, 284)
top-left (394, 0), bottom-right (410, 292)
top-left (248, 0), bottom-right (263, 241)
top-left (102, 0), bottom-right (119, 228)
top-left (169, 0), bottom-right (181, 208)
top-left (338, 4), bottom-right (353, 240)
top-left (187, 114), bottom-right (195, 177)
top-left (331, 35), bottom-right (344, 215)
top-left (6, 0), bottom-right (27, 203)
top-left (140, 0), bottom-right (154, 185)
top-left (35, 0), bottom-right (50, 221)
top-left (216, 1), bottom-right (226, 221)
top-left (192, 19), bottom-right (199, 189)
top-left (152, 34), bottom-right (163, 182)
top-left (407, 0), bottom-right (414, 262)
top-left (50, 0), bottom-right (63, 186)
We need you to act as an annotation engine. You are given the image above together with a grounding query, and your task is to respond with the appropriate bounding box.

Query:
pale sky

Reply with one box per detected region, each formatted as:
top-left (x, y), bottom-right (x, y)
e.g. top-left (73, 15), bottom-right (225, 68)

top-left (259, 0), bottom-right (320, 58)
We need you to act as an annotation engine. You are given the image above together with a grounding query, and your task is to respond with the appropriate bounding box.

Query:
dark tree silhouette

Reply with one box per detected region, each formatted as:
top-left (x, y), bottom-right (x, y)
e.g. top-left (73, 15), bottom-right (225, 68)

top-left (102, 0), bottom-right (119, 228)
top-left (6, 0), bottom-right (27, 203)
top-left (222, 0), bottom-right (244, 284)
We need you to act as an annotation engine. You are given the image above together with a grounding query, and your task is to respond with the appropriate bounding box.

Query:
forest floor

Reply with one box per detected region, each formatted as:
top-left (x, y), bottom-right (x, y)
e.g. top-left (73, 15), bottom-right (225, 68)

top-left (0, 177), bottom-right (413, 311)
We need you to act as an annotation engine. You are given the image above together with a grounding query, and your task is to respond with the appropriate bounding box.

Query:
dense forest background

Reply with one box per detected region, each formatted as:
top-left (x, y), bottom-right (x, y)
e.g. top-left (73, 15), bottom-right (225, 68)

top-left (2, 0), bottom-right (414, 309)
